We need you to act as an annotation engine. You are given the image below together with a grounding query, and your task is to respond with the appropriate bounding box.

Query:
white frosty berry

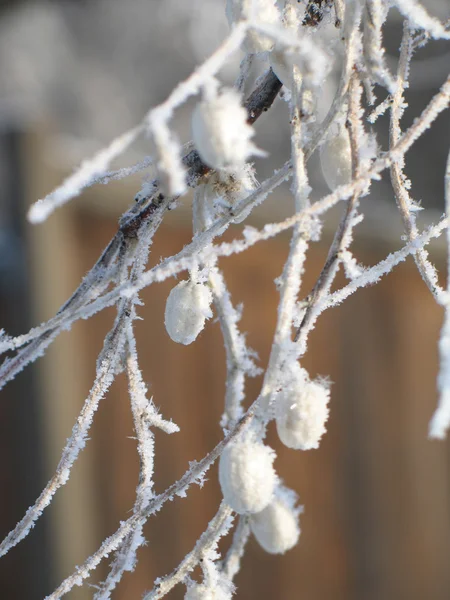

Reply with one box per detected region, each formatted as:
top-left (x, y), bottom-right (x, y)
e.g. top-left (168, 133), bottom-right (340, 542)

top-left (164, 280), bottom-right (213, 345)
top-left (184, 583), bottom-right (232, 600)
top-left (275, 373), bottom-right (330, 450)
top-left (226, 0), bottom-right (280, 54)
top-left (192, 87), bottom-right (264, 171)
top-left (219, 440), bottom-right (276, 514)
top-left (250, 492), bottom-right (300, 554)
top-left (320, 126), bottom-right (352, 192)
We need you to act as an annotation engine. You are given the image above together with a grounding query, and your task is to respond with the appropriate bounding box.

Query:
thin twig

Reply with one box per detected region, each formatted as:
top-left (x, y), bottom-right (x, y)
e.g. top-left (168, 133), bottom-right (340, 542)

top-left (143, 502), bottom-right (234, 600)
top-left (222, 517), bottom-right (251, 581)
top-left (389, 21), bottom-right (443, 300)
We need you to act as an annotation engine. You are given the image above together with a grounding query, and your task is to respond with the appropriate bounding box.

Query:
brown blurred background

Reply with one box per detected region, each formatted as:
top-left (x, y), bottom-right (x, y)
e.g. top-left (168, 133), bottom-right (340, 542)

top-left (0, 1), bottom-right (450, 599)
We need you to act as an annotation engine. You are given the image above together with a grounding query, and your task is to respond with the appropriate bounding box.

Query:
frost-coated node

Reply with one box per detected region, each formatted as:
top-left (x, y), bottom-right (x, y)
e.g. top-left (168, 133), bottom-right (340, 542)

top-left (275, 370), bottom-right (330, 450)
top-left (226, 0), bottom-right (280, 54)
top-left (219, 439), bottom-right (277, 514)
top-left (164, 280), bottom-right (213, 345)
top-left (184, 582), bottom-right (232, 600)
top-left (249, 488), bottom-right (301, 554)
top-left (320, 125), bottom-right (352, 192)
top-left (192, 86), bottom-right (264, 171)
top-left (207, 165), bottom-right (259, 223)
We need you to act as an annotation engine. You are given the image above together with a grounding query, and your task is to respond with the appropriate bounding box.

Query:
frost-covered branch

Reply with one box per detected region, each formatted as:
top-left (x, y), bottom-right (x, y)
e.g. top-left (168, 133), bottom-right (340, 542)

top-left (389, 21), bottom-right (443, 300)
top-left (143, 502), bottom-right (234, 600)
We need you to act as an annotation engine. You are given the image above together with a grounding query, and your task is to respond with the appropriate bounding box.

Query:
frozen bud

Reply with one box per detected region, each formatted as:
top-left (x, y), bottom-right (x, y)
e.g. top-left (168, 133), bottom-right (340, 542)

top-left (164, 280), bottom-right (213, 345)
top-left (275, 375), bottom-right (330, 450)
top-left (209, 165), bottom-right (259, 223)
top-left (192, 87), bottom-right (264, 171)
top-left (185, 583), bottom-right (232, 600)
top-left (320, 126), bottom-right (352, 191)
top-left (226, 0), bottom-right (280, 54)
top-left (219, 440), bottom-right (276, 514)
top-left (250, 493), bottom-right (300, 554)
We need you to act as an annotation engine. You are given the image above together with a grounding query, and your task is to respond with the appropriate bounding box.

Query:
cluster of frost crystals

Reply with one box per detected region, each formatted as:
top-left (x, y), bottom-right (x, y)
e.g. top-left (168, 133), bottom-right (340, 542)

top-left (320, 123), bottom-right (353, 192)
top-left (164, 280), bottom-right (213, 345)
top-left (184, 582), bottom-right (232, 600)
top-left (250, 485), bottom-right (301, 554)
top-left (205, 165), bottom-right (259, 224)
top-left (226, 0), bottom-right (280, 53)
top-left (275, 366), bottom-right (330, 450)
top-left (219, 439), bottom-right (276, 514)
top-left (269, 2), bottom-right (330, 90)
top-left (192, 84), bottom-right (264, 171)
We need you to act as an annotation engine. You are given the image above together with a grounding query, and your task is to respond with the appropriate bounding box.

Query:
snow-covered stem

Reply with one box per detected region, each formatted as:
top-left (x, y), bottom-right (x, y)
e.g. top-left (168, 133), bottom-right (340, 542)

top-left (27, 126), bottom-right (143, 224)
top-left (324, 217), bottom-right (448, 311)
top-left (191, 177), bottom-right (257, 428)
top-left (389, 21), bottom-right (443, 301)
top-left (143, 502), bottom-right (234, 600)
top-left (363, 0), bottom-right (396, 93)
top-left (294, 72), bottom-right (365, 347)
top-left (429, 148), bottom-right (450, 439)
top-left (391, 0), bottom-right (450, 40)
top-left (209, 268), bottom-right (259, 427)
top-left (222, 517), bottom-right (251, 581)
top-left (253, 74), bottom-right (312, 423)
top-left (367, 95), bottom-right (392, 123)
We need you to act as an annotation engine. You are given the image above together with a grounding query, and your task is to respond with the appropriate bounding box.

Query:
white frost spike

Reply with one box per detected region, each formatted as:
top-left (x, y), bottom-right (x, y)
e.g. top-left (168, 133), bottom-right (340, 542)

top-left (226, 0), bottom-right (280, 54)
top-left (184, 583), bottom-right (232, 600)
top-left (250, 493), bottom-right (300, 554)
top-left (192, 86), bottom-right (264, 171)
top-left (275, 372), bottom-right (330, 450)
top-left (219, 440), bottom-right (276, 514)
top-left (320, 126), bottom-right (352, 192)
top-left (164, 280), bottom-right (213, 345)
